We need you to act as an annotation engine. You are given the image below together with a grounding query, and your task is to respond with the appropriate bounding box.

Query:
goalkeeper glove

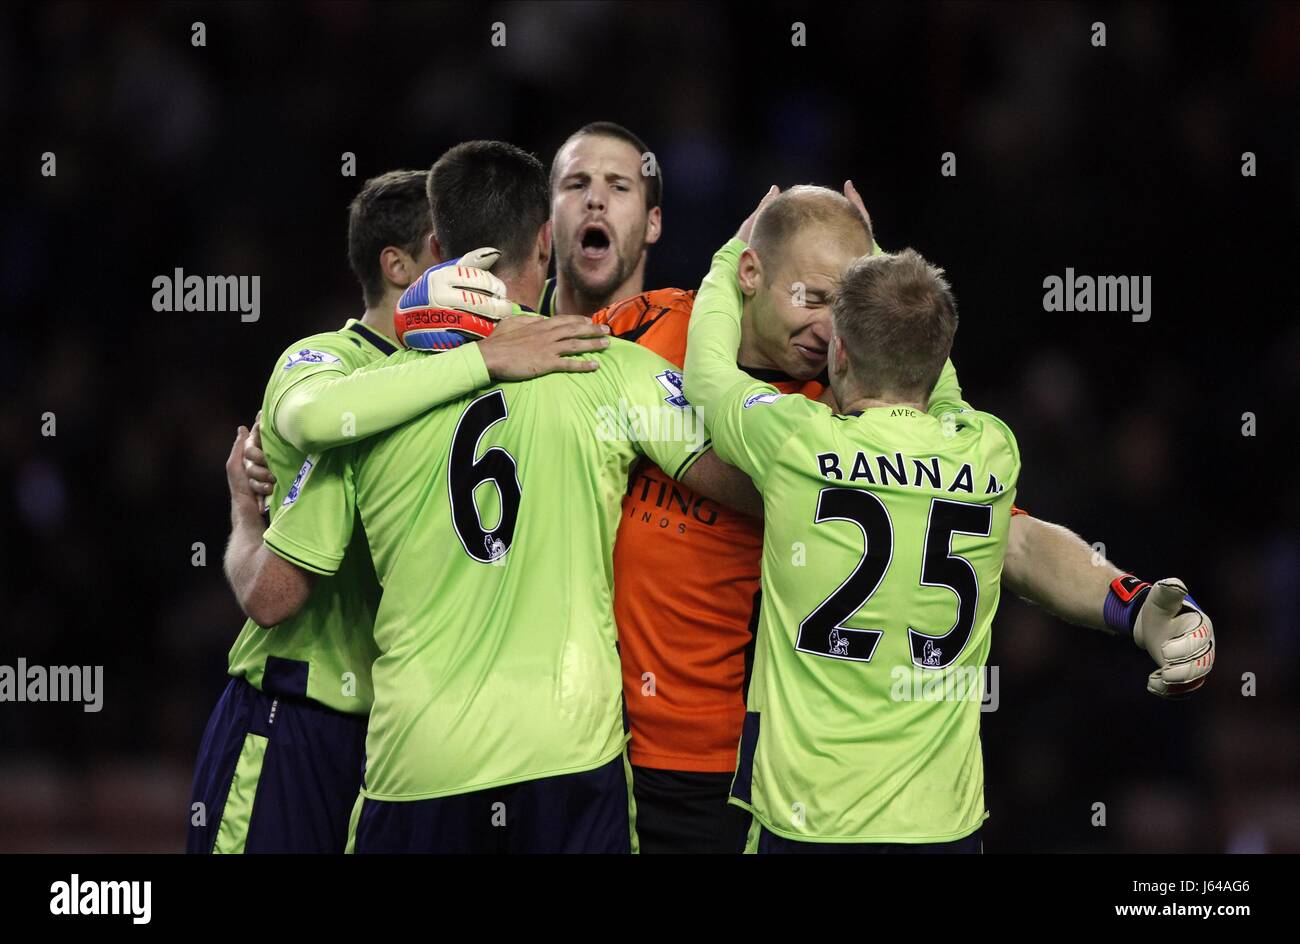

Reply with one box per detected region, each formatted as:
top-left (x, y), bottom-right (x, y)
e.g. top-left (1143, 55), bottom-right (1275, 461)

top-left (1105, 575), bottom-right (1215, 698)
top-left (395, 247), bottom-right (513, 350)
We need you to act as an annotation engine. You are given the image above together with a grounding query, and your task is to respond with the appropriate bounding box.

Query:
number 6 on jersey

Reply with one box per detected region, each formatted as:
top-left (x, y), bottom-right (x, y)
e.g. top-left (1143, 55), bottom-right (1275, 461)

top-left (448, 391), bottom-right (523, 563)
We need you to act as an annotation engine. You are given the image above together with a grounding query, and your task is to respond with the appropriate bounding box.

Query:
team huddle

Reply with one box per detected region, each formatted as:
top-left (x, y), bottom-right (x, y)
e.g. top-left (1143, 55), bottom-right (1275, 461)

top-left (189, 124), bottom-right (1217, 854)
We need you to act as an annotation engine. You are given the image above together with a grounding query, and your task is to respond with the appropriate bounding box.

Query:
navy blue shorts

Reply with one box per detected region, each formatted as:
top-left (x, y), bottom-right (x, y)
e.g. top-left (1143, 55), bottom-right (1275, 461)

top-left (353, 754), bottom-right (635, 854)
top-left (187, 676), bottom-right (367, 854)
top-left (750, 823), bottom-right (984, 854)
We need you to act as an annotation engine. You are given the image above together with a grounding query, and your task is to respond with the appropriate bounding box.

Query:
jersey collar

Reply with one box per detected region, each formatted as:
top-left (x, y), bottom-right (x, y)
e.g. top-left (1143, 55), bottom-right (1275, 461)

top-left (346, 320), bottom-right (398, 357)
top-left (537, 278), bottom-right (558, 317)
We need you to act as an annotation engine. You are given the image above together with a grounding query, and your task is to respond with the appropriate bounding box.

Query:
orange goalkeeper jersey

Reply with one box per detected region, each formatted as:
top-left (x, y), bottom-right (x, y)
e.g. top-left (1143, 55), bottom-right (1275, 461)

top-left (593, 288), bottom-right (827, 772)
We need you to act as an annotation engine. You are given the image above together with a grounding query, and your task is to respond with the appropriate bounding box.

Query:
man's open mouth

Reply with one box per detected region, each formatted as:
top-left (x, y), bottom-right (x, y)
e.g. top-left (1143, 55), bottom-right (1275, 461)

top-left (580, 223), bottom-right (612, 260)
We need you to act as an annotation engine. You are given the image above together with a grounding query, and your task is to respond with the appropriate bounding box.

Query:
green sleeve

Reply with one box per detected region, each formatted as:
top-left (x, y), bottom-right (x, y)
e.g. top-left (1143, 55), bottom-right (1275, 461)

top-left (271, 344), bottom-right (490, 453)
top-left (602, 340), bottom-right (710, 481)
top-left (926, 358), bottom-right (971, 417)
top-left (683, 239), bottom-right (819, 483)
top-left (703, 385), bottom-right (820, 486)
top-left (682, 238), bottom-right (754, 424)
top-left (263, 447), bottom-right (357, 576)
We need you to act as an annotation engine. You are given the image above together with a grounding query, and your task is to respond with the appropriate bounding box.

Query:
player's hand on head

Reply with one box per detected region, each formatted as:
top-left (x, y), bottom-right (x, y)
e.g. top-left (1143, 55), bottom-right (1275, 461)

top-left (427, 249), bottom-right (512, 319)
top-left (735, 185), bottom-right (780, 244)
top-left (395, 251), bottom-right (514, 350)
top-left (1133, 578), bottom-right (1215, 698)
top-left (456, 247), bottom-right (502, 271)
top-left (479, 315), bottom-right (610, 381)
top-left (842, 179), bottom-right (874, 239)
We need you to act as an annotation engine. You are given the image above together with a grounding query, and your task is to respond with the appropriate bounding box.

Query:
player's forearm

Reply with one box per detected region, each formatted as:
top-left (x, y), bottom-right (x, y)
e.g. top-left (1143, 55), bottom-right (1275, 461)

top-left (680, 450), bottom-right (763, 518)
top-left (229, 545), bottom-right (316, 629)
top-left (1002, 514), bottom-right (1120, 631)
top-left (684, 239), bottom-right (751, 417)
top-left (224, 494), bottom-right (269, 617)
top-left (275, 344), bottom-right (490, 453)
top-left (224, 487), bottom-right (318, 627)
top-left (244, 548), bottom-right (316, 627)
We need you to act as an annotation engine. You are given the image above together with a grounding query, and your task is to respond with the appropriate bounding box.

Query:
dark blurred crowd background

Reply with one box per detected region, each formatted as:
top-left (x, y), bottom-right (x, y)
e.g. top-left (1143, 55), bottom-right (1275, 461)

top-left (0, 1), bottom-right (1296, 852)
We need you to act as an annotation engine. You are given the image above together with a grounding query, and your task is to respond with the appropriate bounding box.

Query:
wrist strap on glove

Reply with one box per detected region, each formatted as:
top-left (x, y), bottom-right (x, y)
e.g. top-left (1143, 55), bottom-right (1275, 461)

top-left (1104, 574), bottom-right (1151, 637)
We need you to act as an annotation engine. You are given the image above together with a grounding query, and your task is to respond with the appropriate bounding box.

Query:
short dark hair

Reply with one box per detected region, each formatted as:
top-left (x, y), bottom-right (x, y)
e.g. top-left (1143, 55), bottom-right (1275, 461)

top-left (832, 249), bottom-right (958, 400)
top-left (347, 170), bottom-right (431, 308)
top-left (750, 185), bottom-right (873, 267)
top-left (550, 121), bottom-right (662, 210)
top-left (428, 140), bottom-right (549, 274)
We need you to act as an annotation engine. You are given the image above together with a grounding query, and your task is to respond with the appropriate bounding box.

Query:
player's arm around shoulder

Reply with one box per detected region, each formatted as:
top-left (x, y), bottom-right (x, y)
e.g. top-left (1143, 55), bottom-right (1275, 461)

top-left (223, 425), bottom-right (316, 627)
top-left (684, 258), bottom-right (813, 479)
top-left (238, 441), bottom-right (367, 627)
top-left (678, 384), bottom-right (826, 517)
top-left (271, 337), bottom-right (489, 454)
top-left (474, 313), bottom-right (611, 380)
top-left (685, 190), bottom-right (822, 479)
top-left (269, 320), bottom-right (612, 455)
top-left (682, 237), bottom-right (755, 419)
top-left (591, 338), bottom-right (754, 514)
top-left (221, 333), bottom-right (359, 624)
top-left (264, 329), bottom-right (379, 450)
top-left (269, 245), bottom-right (601, 448)
top-left (595, 337), bottom-right (701, 472)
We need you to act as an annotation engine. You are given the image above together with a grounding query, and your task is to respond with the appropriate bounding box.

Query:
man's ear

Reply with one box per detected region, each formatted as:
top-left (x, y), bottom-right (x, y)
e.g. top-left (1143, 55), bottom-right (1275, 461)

top-left (379, 245), bottom-right (413, 292)
top-left (536, 219), bottom-right (553, 270)
top-left (737, 246), bottom-right (763, 298)
top-left (644, 205), bottom-right (662, 247)
top-left (829, 332), bottom-right (851, 387)
top-left (428, 232), bottom-right (446, 265)
top-left (384, 241), bottom-right (437, 291)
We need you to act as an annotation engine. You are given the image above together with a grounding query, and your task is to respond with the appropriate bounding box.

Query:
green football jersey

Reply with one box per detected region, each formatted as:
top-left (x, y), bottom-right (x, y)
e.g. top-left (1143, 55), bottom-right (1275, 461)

top-left (685, 240), bottom-right (1021, 843)
top-left (264, 338), bottom-right (709, 800)
top-left (226, 320), bottom-right (393, 714)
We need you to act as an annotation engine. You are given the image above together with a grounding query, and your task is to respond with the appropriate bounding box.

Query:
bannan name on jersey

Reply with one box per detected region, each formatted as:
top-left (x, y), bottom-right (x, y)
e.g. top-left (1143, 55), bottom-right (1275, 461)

top-left (815, 449), bottom-right (1009, 496)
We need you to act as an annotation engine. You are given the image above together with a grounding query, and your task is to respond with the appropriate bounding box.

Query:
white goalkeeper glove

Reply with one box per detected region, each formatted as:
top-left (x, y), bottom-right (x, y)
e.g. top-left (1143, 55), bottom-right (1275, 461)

top-left (1120, 577), bottom-right (1216, 697)
top-left (395, 247), bottom-right (514, 350)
